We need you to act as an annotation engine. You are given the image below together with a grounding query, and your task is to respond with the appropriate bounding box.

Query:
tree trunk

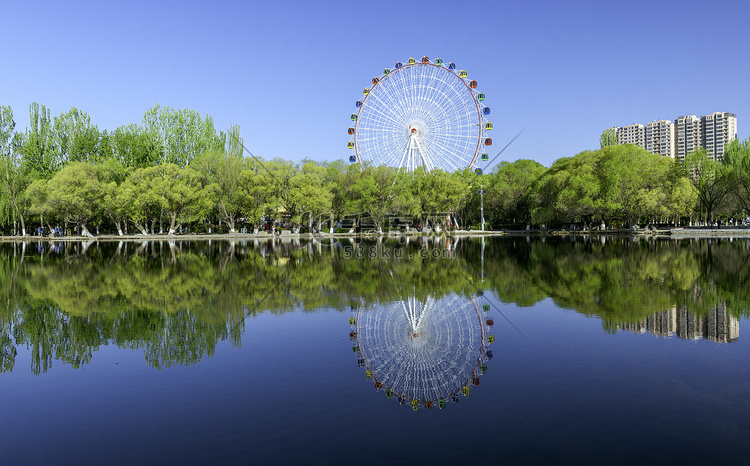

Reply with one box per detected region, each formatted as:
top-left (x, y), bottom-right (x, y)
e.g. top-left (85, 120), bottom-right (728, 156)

top-left (16, 210), bottom-right (26, 236)
top-left (168, 212), bottom-right (179, 235)
top-left (80, 223), bottom-right (95, 237)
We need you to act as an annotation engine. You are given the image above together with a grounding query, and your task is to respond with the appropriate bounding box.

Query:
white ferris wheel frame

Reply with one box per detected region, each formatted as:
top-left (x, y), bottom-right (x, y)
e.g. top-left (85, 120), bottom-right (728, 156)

top-left (351, 59), bottom-right (490, 172)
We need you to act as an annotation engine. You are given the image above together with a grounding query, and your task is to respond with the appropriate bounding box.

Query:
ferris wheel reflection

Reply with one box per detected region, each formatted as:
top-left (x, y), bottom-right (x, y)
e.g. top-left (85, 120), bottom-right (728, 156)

top-left (349, 294), bottom-right (495, 410)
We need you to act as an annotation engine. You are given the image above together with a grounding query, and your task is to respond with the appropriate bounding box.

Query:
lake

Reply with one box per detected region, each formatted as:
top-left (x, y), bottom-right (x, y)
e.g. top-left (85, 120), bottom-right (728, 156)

top-left (1, 236), bottom-right (749, 464)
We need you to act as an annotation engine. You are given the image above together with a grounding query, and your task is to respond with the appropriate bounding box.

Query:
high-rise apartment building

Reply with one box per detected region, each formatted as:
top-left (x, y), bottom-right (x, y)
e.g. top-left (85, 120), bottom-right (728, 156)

top-left (675, 115), bottom-right (701, 161)
top-left (646, 120), bottom-right (675, 158)
top-left (606, 112), bottom-right (737, 161)
top-left (618, 123), bottom-right (646, 147)
top-left (702, 112), bottom-right (738, 162)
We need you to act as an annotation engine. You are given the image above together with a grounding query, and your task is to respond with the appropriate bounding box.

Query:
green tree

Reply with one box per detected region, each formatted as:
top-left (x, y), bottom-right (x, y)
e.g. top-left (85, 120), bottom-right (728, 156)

top-left (111, 124), bottom-right (163, 168)
top-left (145, 164), bottom-right (216, 234)
top-left (118, 167), bottom-right (160, 235)
top-left (242, 157), bottom-right (279, 231)
top-left (31, 162), bottom-right (103, 236)
top-left (0, 106), bottom-right (33, 235)
top-left (684, 148), bottom-right (732, 224)
top-left (97, 159), bottom-right (130, 235)
top-left (191, 150), bottom-right (247, 232)
top-left (51, 107), bottom-right (100, 165)
top-left (724, 137), bottom-right (750, 218)
top-left (142, 104), bottom-right (224, 167)
top-left (487, 159), bottom-right (546, 225)
top-left (346, 165), bottom-right (415, 231)
top-left (22, 102), bottom-right (56, 179)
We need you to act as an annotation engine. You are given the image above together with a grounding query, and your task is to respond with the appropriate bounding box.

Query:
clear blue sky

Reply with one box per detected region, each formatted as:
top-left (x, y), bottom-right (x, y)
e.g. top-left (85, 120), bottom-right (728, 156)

top-left (3, 0), bottom-right (747, 169)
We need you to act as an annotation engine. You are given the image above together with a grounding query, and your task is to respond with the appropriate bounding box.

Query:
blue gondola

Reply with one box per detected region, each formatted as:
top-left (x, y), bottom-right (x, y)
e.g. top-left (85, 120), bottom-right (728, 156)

top-left (349, 155), bottom-right (356, 163)
top-left (483, 107), bottom-right (490, 115)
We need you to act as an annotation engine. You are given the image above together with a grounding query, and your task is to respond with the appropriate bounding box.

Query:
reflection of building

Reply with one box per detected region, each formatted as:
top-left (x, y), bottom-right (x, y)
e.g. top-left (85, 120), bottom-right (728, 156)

top-left (615, 304), bottom-right (738, 343)
top-left (349, 295), bottom-right (494, 410)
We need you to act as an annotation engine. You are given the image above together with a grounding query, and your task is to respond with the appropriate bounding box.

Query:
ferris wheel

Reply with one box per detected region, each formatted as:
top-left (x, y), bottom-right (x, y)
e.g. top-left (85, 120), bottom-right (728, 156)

top-left (349, 294), bottom-right (494, 410)
top-left (347, 56), bottom-right (492, 172)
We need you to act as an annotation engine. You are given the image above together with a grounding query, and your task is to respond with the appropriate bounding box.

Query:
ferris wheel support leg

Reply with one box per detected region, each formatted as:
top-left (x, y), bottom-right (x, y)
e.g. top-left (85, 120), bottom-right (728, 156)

top-left (413, 136), bottom-right (431, 171)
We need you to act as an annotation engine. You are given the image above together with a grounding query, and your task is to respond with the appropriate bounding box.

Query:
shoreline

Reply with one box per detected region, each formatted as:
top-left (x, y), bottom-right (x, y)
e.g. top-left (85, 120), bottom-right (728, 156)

top-left (1, 227), bottom-right (749, 243)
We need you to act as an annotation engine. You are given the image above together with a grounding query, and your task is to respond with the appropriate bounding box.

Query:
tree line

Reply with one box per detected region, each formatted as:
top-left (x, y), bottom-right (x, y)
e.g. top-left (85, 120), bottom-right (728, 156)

top-left (1, 102), bottom-right (750, 236)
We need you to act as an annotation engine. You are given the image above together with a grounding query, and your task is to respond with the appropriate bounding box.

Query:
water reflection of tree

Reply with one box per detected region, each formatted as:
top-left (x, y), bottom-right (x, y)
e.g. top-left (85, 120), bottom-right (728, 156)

top-left (0, 239), bottom-right (475, 374)
top-left (470, 236), bottom-right (750, 323)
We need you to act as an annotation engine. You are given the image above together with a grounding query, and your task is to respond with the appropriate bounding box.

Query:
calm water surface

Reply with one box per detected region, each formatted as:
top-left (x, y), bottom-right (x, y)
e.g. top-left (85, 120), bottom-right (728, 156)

top-left (1, 236), bottom-right (749, 464)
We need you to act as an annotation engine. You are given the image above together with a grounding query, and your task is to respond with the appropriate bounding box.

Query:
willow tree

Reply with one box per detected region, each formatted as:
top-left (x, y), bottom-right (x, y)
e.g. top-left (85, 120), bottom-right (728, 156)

top-left (145, 163), bottom-right (216, 234)
top-left (724, 137), bottom-right (750, 218)
top-left (27, 162), bottom-right (103, 236)
top-left (191, 150), bottom-right (246, 233)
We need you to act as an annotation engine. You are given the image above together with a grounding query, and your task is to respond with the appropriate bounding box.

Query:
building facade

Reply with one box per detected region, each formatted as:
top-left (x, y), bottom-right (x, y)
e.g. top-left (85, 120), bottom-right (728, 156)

top-left (702, 112), bottom-right (738, 162)
top-left (675, 115), bottom-right (702, 161)
top-left (618, 123), bottom-right (646, 147)
top-left (646, 119), bottom-right (675, 158)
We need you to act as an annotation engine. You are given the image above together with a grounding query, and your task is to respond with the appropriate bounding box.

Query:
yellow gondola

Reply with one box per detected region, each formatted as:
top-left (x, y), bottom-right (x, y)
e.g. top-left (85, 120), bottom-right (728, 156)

top-left (408, 57), bottom-right (416, 65)
top-left (459, 70), bottom-right (468, 78)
